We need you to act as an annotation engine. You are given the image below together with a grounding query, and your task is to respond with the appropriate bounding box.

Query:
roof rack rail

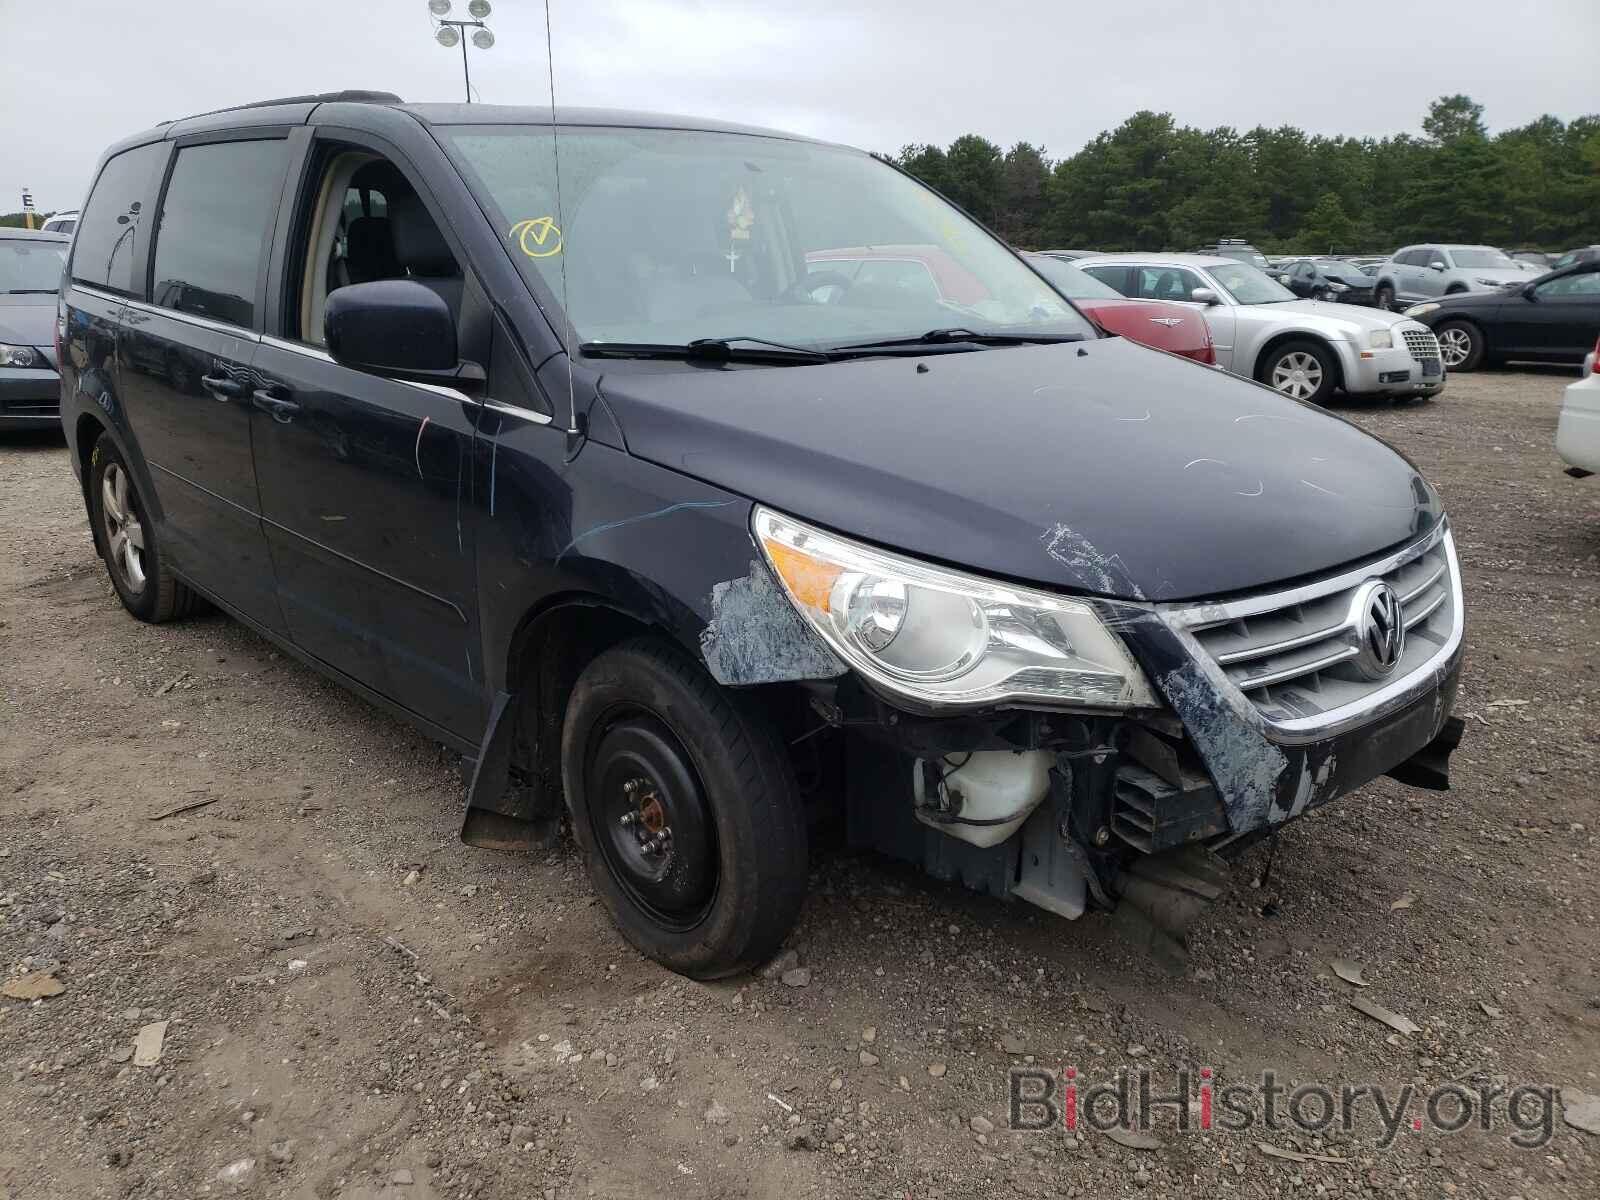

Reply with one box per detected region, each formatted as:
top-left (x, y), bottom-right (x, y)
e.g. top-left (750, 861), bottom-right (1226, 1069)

top-left (169, 90), bottom-right (403, 123)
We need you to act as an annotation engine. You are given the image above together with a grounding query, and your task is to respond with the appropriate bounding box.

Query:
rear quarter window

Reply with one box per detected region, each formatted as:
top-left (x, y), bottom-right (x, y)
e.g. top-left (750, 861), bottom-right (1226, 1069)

top-left (70, 142), bottom-right (167, 294)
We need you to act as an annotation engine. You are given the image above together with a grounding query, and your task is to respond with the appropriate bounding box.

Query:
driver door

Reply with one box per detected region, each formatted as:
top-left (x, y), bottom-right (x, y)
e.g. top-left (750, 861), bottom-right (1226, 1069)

top-left (1498, 269), bottom-right (1600, 359)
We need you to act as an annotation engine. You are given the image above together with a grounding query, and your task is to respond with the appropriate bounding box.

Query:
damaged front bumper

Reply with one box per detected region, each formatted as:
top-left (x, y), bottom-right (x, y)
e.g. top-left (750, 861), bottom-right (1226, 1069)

top-left (840, 522), bottom-right (1464, 939)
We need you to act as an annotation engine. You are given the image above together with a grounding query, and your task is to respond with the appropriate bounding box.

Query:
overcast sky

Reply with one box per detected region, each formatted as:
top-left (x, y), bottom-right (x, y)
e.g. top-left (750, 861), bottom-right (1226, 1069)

top-left (4, 0), bottom-right (1596, 212)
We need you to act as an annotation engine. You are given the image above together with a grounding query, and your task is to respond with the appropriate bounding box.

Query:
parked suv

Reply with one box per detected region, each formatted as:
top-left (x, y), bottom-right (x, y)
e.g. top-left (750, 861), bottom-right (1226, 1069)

top-left (1372, 244), bottom-right (1527, 309)
top-left (60, 94), bottom-right (1465, 978)
top-left (1079, 253), bottom-right (1444, 404)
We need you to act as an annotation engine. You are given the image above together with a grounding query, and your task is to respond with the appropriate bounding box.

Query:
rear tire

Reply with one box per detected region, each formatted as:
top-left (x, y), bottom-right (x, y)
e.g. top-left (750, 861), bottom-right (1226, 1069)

top-left (88, 434), bottom-right (198, 623)
top-left (1257, 339), bottom-right (1339, 405)
top-left (1435, 320), bottom-right (1485, 371)
top-left (562, 636), bottom-right (808, 979)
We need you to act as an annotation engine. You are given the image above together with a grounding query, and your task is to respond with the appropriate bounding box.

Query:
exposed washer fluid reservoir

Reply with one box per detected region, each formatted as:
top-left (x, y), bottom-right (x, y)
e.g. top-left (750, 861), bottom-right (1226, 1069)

top-left (912, 749), bottom-right (1053, 848)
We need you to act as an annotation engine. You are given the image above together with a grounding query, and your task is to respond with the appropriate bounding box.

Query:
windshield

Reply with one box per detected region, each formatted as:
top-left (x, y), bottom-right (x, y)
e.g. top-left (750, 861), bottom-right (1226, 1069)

top-left (1450, 249), bottom-right (1516, 269)
top-left (1210, 262), bottom-right (1296, 304)
top-left (443, 125), bottom-right (1094, 351)
top-left (0, 239), bottom-right (66, 292)
top-left (1026, 254), bottom-right (1122, 300)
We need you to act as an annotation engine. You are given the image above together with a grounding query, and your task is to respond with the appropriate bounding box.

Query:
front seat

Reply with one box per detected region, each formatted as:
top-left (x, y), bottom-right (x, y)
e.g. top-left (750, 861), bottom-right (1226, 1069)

top-left (342, 215), bottom-right (400, 285)
top-left (1154, 271), bottom-right (1184, 302)
top-left (387, 190), bottom-right (463, 313)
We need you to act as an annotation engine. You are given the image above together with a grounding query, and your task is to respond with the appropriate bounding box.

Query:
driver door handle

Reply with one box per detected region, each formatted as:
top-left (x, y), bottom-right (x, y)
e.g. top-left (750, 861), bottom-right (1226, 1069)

top-left (201, 373), bottom-right (247, 400)
top-left (251, 388), bottom-right (301, 422)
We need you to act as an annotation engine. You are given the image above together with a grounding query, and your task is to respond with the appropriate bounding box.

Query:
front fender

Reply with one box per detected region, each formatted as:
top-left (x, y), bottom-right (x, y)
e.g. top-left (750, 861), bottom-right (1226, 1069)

top-left (470, 426), bottom-right (842, 696)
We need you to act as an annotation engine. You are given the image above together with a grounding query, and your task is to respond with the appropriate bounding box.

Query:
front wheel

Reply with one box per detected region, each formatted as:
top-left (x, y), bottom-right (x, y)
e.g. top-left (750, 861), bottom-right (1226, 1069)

top-left (1258, 340), bottom-right (1338, 404)
top-left (562, 637), bottom-right (807, 979)
top-left (1435, 320), bottom-right (1484, 371)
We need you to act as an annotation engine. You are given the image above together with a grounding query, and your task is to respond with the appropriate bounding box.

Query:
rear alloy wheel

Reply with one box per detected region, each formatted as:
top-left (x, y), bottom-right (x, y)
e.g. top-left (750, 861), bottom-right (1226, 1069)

top-left (1435, 320), bottom-right (1484, 371)
top-left (88, 433), bottom-right (197, 622)
top-left (562, 637), bottom-right (807, 979)
top-left (1260, 340), bottom-right (1337, 404)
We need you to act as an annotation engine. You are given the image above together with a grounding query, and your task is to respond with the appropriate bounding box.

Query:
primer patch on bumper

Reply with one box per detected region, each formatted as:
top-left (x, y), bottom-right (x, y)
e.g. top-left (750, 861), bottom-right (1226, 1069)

top-left (700, 559), bottom-right (847, 686)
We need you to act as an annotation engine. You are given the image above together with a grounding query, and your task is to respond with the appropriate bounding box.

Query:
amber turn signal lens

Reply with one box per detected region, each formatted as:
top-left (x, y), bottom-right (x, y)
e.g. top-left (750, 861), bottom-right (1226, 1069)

top-left (761, 537), bottom-right (842, 613)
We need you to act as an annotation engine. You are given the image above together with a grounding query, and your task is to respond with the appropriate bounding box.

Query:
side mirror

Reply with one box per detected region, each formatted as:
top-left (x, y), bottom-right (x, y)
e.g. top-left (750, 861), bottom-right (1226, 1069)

top-left (325, 280), bottom-right (459, 378)
top-left (1521, 283), bottom-right (1539, 301)
top-left (1190, 288), bottom-right (1221, 305)
top-left (1429, 261), bottom-right (1446, 272)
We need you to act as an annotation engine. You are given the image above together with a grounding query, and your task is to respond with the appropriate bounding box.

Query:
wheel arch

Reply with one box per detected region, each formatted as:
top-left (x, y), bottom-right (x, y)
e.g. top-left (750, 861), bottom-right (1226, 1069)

top-left (463, 590), bottom-right (687, 847)
top-left (1433, 313), bottom-right (1490, 360)
top-left (73, 409), bottom-right (109, 507)
top-left (69, 402), bottom-right (168, 532)
top-left (1252, 330), bottom-right (1348, 388)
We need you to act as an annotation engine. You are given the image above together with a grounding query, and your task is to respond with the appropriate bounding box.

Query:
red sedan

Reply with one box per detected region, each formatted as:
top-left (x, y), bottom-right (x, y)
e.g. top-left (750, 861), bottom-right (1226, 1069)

top-left (1025, 253), bottom-right (1214, 364)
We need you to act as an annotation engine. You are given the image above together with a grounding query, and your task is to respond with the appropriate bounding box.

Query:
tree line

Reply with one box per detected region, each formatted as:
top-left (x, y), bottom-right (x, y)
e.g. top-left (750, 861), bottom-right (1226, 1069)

top-left (889, 96), bottom-right (1600, 254)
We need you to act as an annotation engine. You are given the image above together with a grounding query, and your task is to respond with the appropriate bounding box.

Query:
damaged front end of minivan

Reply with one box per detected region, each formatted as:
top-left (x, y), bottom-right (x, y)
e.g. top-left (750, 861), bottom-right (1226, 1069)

top-left (717, 506), bottom-right (1465, 967)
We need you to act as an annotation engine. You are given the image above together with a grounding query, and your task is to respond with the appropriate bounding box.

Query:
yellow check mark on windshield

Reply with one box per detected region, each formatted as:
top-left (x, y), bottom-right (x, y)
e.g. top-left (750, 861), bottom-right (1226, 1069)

top-left (510, 217), bottom-right (563, 258)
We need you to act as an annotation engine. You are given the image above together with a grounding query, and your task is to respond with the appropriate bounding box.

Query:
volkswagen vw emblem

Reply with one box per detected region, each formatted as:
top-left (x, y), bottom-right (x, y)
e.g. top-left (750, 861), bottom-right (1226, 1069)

top-left (1351, 580), bottom-right (1405, 679)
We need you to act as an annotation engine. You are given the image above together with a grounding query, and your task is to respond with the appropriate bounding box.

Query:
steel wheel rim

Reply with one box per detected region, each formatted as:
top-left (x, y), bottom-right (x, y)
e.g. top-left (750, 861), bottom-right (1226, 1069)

top-left (1270, 352), bottom-right (1323, 400)
top-left (1438, 327), bottom-right (1472, 368)
top-left (587, 708), bottom-right (718, 932)
top-left (100, 463), bottom-right (147, 592)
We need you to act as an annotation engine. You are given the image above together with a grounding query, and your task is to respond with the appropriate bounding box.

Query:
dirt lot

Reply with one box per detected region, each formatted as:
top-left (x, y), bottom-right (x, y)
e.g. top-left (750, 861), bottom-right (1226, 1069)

top-left (2, 367), bottom-right (1598, 1200)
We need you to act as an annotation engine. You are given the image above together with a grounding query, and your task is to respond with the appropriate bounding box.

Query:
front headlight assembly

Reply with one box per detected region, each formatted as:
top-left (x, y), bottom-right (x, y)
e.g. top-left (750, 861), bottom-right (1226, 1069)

top-left (1367, 329), bottom-right (1394, 349)
top-left (754, 506), bottom-right (1158, 710)
top-left (0, 343), bottom-right (40, 368)
top-left (1404, 303), bottom-right (1440, 317)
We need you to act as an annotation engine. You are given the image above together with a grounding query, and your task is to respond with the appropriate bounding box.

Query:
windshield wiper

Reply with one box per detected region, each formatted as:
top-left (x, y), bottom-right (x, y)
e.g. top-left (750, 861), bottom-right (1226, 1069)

top-left (579, 336), bottom-right (833, 365)
top-left (831, 327), bottom-right (1086, 353)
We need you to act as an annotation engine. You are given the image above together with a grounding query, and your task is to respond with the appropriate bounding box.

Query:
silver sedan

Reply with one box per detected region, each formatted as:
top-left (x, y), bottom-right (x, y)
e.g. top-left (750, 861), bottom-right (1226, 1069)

top-left (1077, 253), bottom-right (1445, 404)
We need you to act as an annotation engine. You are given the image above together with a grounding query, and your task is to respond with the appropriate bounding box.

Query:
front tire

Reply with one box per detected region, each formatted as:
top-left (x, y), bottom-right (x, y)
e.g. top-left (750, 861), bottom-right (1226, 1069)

top-left (562, 637), bottom-right (807, 979)
top-left (88, 434), bottom-right (197, 622)
top-left (1435, 320), bottom-right (1485, 371)
top-left (1258, 339), bottom-right (1339, 404)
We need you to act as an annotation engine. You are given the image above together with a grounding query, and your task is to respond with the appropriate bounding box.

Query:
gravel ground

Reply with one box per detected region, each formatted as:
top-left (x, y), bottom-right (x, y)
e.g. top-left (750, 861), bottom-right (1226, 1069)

top-left (2, 366), bottom-right (1598, 1200)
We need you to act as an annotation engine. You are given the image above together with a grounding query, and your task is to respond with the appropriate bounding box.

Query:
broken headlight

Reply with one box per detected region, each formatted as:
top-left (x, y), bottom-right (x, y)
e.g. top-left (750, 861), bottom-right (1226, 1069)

top-left (754, 506), bottom-right (1158, 710)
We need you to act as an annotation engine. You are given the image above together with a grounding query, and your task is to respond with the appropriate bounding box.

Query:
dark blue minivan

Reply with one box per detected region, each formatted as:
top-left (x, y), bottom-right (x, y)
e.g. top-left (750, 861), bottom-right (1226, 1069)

top-left (60, 92), bottom-right (1465, 977)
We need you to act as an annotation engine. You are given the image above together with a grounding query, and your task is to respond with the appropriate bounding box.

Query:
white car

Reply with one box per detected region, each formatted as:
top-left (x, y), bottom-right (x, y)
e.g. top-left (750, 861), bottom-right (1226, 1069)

top-left (1557, 337), bottom-right (1600, 477)
top-left (1079, 253), bottom-right (1444, 404)
top-left (39, 209), bottom-right (79, 236)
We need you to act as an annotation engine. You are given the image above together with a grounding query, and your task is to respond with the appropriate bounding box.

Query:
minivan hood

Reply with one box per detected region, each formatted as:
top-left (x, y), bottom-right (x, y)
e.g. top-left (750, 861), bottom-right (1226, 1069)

top-left (598, 337), bottom-right (1441, 601)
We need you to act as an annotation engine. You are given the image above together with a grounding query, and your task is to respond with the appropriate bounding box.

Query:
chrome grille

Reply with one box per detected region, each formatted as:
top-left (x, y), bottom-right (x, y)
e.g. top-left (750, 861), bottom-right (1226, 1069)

top-left (1164, 529), bottom-right (1460, 729)
top-left (1402, 328), bottom-right (1441, 363)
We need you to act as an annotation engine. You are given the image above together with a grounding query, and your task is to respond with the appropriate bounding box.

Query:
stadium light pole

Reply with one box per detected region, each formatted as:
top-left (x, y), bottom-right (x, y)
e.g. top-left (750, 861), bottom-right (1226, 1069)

top-left (428, 0), bottom-right (496, 103)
